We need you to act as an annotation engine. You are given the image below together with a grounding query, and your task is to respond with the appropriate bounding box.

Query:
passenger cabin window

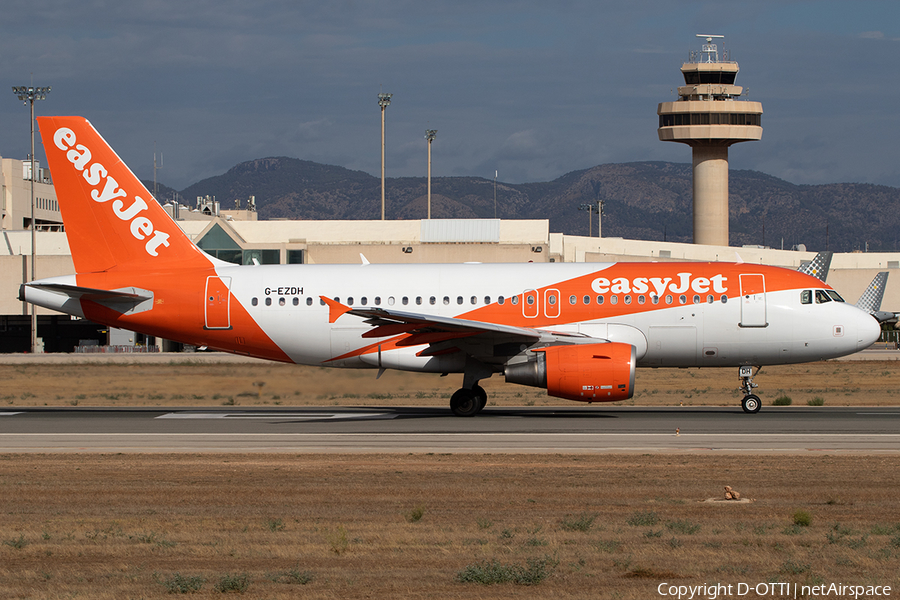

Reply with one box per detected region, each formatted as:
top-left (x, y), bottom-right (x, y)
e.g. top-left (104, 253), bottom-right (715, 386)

top-left (484, 296), bottom-right (491, 304)
top-left (815, 290), bottom-right (832, 304)
top-left (305, 297), bottom-right (312, 306)
top-left (801, 290), bottom-right (812, 305)
top-left (251, 297), bottom-right (258, 306)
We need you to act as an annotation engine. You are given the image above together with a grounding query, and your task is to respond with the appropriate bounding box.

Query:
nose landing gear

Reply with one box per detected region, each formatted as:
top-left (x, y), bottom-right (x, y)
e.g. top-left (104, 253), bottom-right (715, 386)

top-left (739, 365), bottom-right (762, 413)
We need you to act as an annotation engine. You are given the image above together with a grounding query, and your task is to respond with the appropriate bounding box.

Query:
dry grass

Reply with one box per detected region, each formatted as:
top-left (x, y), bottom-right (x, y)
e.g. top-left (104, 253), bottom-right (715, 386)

top-left (0, 453), bottom-right (898, 599)
top-left (1, 359), bottom-right (900, 408)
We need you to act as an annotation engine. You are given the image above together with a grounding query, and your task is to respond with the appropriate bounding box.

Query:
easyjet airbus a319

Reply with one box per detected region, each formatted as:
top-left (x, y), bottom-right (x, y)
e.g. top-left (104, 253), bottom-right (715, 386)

top-left (22, 117), bottom-right (881, 414)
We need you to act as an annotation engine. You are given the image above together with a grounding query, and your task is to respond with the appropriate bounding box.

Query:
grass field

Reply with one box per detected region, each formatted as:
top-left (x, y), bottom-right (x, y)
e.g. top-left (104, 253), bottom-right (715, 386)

top-left (2, 358), bottom-right (900, 408)
top-left (2, 359), bottom-right (898, 598)
top-left (1, 453), bottom-right (898, 599)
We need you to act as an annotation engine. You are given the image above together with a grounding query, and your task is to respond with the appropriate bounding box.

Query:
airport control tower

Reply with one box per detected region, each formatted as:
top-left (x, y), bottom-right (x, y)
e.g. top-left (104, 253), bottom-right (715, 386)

top-left (658, 35), bottom-right (762, 246)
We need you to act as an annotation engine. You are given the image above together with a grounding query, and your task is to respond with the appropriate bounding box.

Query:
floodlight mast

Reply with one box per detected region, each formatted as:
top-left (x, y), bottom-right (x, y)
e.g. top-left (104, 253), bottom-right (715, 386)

top-left (11, 85), bottom-right (51, 354)
top-left (378, 92), bottom-right (392, 220)
top-left (425, 130), bottom-right (437, 219)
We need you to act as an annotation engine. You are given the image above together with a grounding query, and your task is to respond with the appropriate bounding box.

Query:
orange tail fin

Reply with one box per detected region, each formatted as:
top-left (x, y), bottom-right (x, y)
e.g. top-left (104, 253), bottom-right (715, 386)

top-left (37, 116), bottom-right (212, 273)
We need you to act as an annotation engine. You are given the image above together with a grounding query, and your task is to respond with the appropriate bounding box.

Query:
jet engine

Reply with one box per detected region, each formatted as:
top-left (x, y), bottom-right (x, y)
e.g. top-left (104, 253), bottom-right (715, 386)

top-left (504, 342), bottom-right (636, 402)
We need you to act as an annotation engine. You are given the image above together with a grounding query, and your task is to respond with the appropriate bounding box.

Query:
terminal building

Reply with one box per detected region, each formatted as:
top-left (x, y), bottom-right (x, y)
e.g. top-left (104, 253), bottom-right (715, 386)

top-left (2, 206), bottom-right (898, 353)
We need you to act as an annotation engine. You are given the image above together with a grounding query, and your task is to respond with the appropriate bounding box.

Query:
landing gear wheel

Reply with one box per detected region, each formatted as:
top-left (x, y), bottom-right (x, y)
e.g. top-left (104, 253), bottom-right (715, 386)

top-left (741, 394), bottom-right (761, 414)
top-left (472, 384), bottom-right (488, 412)
top-left (738, 365), bottom-right (762, 413)
top-left (450, 388), bottom-right (480, 417)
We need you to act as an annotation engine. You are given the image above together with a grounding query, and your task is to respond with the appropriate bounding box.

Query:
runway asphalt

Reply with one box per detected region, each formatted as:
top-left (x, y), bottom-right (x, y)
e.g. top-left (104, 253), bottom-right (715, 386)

top-left (1, 406), bottom-right (898, 453)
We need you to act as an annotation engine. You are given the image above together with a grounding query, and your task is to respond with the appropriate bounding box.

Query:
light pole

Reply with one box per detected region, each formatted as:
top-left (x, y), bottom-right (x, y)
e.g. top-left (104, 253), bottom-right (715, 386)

top-left (378, 92), bottom-right (392, 220)
top-left (425, 130), bottom-right (437, 219)
top-left (12, 85), bottom-right (50, 354)
top-left (579, 200), bottom-right (605, 237)
top-left (578, 203), bottom-right (593, 237)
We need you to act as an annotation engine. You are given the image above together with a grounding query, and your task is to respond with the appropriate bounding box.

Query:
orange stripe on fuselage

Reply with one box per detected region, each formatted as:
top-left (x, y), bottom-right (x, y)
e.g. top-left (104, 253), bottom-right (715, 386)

top-left (75, 268), bottom-right (292, 363)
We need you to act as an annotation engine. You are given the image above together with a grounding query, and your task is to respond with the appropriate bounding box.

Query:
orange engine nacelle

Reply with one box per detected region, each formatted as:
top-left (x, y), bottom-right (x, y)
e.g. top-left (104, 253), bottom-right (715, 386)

top-left (504, 342), bottom-right (636, 402)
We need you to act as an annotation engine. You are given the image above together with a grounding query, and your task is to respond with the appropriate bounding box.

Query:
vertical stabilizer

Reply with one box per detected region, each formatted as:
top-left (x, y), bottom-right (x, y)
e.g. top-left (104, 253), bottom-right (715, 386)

top-left (856, 271), bottom-right (892, 323)
top-left (37, 116), bottom-right (212, 273)
top-left (797, 251), bottom-right (833, 282)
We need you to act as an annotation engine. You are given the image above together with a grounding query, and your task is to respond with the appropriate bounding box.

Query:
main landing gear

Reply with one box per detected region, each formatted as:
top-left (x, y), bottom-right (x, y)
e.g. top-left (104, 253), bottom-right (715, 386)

top-left (450, 384), bottom-right (487, 417)
top-left (449, 357), bottom-right (493, 417)
top-left (739, 365), bottom-right (762, 414)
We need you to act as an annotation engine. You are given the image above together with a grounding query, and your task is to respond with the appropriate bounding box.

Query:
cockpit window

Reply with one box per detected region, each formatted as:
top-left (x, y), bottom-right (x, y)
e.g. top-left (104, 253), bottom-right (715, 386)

top-left (815, 290), bottom-right (832, 304)
top-left (800, 290), bottom-right (812, 305)
top-left (826, 290), bottom-right (845, 303)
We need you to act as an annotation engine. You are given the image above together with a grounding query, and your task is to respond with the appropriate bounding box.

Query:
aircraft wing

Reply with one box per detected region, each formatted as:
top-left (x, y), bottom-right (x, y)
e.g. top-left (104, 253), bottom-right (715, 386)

top-left (320, 296), bottom-right (595, 362)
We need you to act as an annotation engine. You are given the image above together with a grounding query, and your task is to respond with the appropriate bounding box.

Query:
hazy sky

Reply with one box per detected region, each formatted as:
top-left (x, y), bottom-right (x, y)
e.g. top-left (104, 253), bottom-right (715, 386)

top-left (1, 1), bottom-right (898, 191)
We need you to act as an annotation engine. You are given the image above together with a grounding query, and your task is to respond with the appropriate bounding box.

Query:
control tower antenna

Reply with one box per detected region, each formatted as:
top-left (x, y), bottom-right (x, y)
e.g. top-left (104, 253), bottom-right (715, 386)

top-left (657, 34), bottom-right (763, 246)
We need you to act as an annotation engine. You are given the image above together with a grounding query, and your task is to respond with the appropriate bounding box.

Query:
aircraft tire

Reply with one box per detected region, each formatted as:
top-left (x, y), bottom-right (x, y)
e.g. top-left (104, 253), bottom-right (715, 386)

top-left (473, 384), bottom-right (488, 412)
top-left (741, 394), bottom-right (761, 414)
top-left (450, 388), bottom-right (481, 417)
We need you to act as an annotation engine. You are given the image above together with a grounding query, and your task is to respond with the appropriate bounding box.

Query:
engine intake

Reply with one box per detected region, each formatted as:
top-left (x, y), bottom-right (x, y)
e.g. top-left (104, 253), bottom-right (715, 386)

top-left (505, 342), bottom-right (636, 402)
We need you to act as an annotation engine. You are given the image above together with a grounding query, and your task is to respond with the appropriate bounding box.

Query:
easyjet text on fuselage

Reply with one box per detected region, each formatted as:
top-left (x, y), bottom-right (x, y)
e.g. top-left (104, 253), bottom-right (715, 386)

top-left (590, 273), bottom-right (728, 296)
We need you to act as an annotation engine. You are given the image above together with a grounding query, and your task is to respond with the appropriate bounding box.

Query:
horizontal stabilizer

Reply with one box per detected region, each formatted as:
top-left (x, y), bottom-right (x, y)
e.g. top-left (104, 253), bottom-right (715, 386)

top-left (26, 282), bottom-right (151, 303)
top-left (24, 282), bottom-right (154, 315)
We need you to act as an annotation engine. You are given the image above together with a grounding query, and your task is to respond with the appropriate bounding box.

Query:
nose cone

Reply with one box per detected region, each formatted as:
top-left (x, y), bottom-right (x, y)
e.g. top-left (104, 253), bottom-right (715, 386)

top-left (857, 312), bottom-right (882, 350)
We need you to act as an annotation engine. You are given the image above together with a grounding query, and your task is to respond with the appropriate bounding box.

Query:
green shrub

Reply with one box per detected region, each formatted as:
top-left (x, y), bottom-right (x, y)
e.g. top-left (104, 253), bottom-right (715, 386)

top-left (780, 560), bottom-right (810, 575)
top-left (3, 535), bottom-right (27, 549)
top-left (406, 505), bottom-right (425, 523)
top-left (595, 540), bottom-right (622, 553)
top-left (666, 520), bottom-right (701, 535)
top-left (773, 395), bottom-right (793, 406)
top-left (215, 573), bottom-right (250, 593)
top-left (792, 510), bottom-right (812, 527)
top-left (268, 569), bottom-right (313, 585)
top-left (265, 517), bottom-right (285, 532)
top-left (156, 572), bottom-right (205, 594)
top-left (560, 513), bottom-right (597, 532)
top-left (807, 396), bottom-right (825, 406)
top-left (456, 555), bottom-right (558, 585)
top-left (626, 511), bottom-right (660, 527)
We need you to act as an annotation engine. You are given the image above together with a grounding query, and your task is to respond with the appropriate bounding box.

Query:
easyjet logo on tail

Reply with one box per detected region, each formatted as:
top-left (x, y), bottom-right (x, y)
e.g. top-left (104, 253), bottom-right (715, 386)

top-left (53, 127), bottom-right (170, 257)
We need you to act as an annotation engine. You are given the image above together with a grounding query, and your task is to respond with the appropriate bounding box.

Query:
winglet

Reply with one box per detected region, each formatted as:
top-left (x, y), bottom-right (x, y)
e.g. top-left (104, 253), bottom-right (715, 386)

top-left (320, 296), bottom-right (352, 323)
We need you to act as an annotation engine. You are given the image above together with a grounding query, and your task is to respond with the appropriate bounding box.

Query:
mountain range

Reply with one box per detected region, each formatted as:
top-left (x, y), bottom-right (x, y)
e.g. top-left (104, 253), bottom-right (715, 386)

top-left (146, 159), bottom-right (900, 253)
